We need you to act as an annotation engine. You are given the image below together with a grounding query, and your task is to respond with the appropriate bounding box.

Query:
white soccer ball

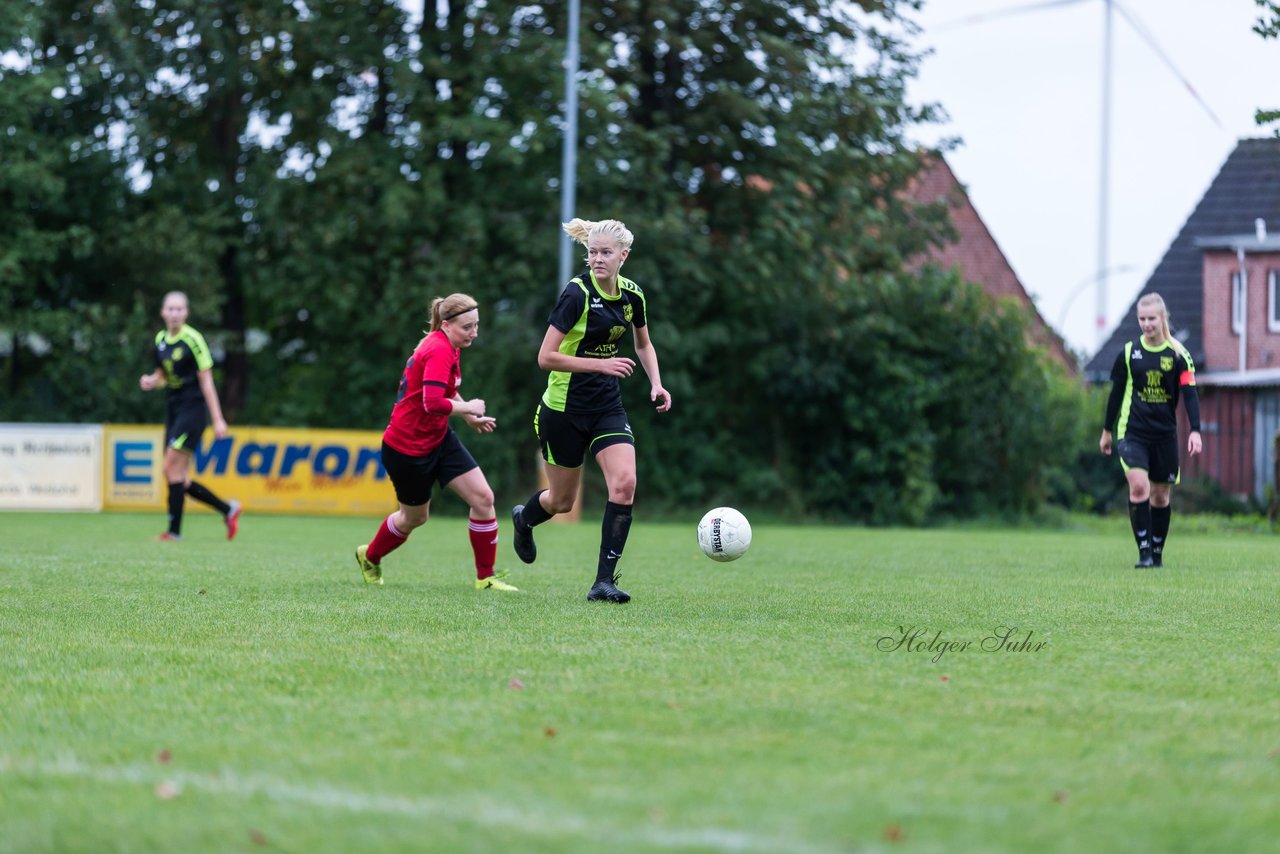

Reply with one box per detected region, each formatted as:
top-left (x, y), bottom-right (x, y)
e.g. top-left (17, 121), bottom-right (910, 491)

top-left (697, 507), bottom-right (752, 562)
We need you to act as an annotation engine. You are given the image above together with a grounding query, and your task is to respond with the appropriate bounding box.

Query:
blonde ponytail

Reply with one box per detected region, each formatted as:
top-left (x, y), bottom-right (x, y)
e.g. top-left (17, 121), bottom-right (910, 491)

top-left (561, 217), bottom-right (635, 251)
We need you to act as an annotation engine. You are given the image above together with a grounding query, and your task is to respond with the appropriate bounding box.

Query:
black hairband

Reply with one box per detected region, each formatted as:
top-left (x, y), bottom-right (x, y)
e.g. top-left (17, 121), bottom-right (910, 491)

top-left (443, 304), bottom-right (477, 321)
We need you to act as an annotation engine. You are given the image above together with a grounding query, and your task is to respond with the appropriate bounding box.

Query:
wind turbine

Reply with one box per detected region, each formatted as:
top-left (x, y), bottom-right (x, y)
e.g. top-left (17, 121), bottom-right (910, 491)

top-left (937, 0), bottom-right (1222, 350)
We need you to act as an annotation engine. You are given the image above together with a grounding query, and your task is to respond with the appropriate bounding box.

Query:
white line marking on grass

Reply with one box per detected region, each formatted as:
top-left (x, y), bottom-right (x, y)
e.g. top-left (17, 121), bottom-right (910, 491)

top-left (0, 755), bottom-right (837, 853)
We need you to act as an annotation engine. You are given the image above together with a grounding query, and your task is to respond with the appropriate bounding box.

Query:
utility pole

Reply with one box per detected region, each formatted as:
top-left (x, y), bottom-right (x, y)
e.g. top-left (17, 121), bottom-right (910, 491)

top-left (557, 0), bottom-right (580, 295)
top-left (1095, 0), bottom-right (1113, 349)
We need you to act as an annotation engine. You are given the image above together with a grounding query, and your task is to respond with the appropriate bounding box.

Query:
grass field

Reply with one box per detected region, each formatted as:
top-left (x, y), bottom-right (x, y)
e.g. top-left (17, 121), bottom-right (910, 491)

top-left (1, 509), bottom-right (1277, 853)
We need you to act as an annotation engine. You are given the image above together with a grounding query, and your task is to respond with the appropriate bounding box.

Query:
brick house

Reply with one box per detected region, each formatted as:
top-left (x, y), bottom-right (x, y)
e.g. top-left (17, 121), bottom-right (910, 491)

top-left (905, 154), bottom-right (1076, 373)
top-left (1086, 138), bottom-right (1280, 503)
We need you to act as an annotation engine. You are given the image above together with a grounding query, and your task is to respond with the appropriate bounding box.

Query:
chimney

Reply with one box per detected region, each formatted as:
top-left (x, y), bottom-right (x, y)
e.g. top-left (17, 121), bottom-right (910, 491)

top-left (1256, 217), bottom-right (1267, 241)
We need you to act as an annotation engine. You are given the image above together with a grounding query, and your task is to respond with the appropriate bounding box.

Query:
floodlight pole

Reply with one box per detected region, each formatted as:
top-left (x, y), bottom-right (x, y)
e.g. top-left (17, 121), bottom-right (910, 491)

top-left (1095, 0), bottom-right (1113, 348)
top-left (557, 0), bottom-right (581, 295)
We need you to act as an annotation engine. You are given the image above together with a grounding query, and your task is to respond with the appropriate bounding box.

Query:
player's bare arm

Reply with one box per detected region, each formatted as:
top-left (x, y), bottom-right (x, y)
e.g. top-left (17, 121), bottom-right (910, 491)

top-left (632, 325), bottom-right (671, 412)
top-left (537, 326), bottom-right (635, 377)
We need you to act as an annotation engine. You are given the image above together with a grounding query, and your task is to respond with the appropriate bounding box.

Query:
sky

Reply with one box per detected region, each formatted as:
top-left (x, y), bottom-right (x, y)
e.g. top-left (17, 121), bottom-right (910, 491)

top-left (903, 0), bottom-right (1279, 359)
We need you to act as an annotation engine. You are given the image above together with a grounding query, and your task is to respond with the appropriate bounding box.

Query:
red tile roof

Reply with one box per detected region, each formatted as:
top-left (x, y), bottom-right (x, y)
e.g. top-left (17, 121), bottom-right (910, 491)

top-left (905, 154), bottom-right (1077, 372)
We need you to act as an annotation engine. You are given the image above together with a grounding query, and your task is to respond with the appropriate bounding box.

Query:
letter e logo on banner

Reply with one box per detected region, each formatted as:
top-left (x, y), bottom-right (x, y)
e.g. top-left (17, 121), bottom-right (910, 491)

top-left (115, 442), bottom-right (153, 484)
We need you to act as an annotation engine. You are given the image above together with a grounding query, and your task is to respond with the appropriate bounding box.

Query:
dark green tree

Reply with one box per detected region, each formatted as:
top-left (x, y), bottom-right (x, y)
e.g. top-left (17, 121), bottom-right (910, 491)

top-left (2, 0), bottom-right (1099, 522)
top-left (1256, 1), bottom-right (1280, 131)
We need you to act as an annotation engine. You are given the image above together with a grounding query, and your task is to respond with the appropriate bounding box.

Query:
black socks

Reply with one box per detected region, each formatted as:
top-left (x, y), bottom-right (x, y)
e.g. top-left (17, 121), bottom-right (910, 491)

top-left (1151, 504), bottom-right (1171, 556)
top-left (597, 501), bottom-right (633, 583)
top-left (1128, 499), bottom-right (1152, 551)
top-left (520, 489), bottom-right (554, 528)
top-left (187, 480), bottom-right (231, 516)
top-left (167, 482), bottom-right (185, 535)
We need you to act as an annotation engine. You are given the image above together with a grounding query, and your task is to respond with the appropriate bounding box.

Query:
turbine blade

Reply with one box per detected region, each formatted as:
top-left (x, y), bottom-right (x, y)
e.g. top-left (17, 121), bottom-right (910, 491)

top-left (934, 0), bottom-right (1091, 33)
top-left (1113, 1), bottom-right (1224, 128)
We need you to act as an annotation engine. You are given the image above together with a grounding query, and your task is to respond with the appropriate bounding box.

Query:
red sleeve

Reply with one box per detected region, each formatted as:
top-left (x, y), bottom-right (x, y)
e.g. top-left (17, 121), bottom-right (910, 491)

top-left (420, 335), bottom-right (455, 386)
top-left (422, 383), bottom-right (454, 415)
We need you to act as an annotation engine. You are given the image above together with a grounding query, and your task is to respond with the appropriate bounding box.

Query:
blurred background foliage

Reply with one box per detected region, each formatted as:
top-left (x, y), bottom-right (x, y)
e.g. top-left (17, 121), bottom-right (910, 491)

top-left (0, 0), bottom-right (1118, 523)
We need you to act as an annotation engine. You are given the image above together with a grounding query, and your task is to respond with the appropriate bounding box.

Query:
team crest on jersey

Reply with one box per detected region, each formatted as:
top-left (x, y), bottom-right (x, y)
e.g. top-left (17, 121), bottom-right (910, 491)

top-left (1160, 356), bottom-right (1173, 371)
top-left (623, 304), bottom-right (633, 322)
top-left (608, 325), bottom-right (625, 343)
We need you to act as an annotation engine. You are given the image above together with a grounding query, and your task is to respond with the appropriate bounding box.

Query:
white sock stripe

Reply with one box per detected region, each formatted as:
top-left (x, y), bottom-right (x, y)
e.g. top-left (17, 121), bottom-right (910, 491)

top-left (468, 520), bottom-right (499, 532)
top-left (385, 514), bottom-right (408, 539)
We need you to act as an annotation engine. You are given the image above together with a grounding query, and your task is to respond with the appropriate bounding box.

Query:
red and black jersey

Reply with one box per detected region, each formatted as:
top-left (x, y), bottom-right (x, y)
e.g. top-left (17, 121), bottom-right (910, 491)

top-left (383, 330), bottom-right (460, 456)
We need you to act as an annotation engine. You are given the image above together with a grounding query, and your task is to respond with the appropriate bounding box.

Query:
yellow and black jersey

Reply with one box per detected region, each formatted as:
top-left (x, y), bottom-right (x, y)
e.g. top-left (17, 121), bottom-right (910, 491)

top-left (153, 324), bottom-right (214, 407)
top-left (1104, 338), bottom-right (1201, 440)
top-left (541, 271), bottom-right (648, 414)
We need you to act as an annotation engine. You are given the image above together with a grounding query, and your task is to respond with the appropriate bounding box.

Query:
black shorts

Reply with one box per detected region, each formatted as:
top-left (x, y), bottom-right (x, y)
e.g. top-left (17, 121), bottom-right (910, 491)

top-left (1117, 433), bottom-right (1180, 484)
top-left (381, 430), bottom-right (478, 506)
top-left (534, 403), bottom-right (634, 469)
top-left (165, 402), bottom-right (208, 454)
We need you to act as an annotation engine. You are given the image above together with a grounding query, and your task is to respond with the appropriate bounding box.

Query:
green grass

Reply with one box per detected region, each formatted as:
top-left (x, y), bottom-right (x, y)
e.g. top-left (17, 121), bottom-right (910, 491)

top-left (1, 510), bottom-right (1277, 853)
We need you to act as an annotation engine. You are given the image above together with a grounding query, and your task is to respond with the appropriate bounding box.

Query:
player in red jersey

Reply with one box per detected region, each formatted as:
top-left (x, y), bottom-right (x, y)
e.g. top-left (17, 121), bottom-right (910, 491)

top-left (355, 294), bottom-right (516, 591)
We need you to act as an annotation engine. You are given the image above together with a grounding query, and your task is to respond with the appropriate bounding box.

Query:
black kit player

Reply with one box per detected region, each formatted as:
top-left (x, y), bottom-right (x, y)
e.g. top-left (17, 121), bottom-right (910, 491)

top-left (139, 291), bottom-right (241, 541)
top-left (1099, 293), bottom-right (1202, 568)
top-left (510, 217), bottom-right (672, 603)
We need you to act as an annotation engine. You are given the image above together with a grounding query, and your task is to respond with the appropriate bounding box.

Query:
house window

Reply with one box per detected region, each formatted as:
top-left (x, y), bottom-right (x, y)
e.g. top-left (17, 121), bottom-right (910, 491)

top-left (1232, 272), bottom-right (1245, 335)
top-left (1270, 270), bottom-right (1280, 333)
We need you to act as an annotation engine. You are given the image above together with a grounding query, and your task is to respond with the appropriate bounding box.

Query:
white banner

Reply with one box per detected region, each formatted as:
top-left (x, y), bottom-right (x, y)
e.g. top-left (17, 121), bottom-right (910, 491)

top-left (0, 424), bottom-right (103, 511)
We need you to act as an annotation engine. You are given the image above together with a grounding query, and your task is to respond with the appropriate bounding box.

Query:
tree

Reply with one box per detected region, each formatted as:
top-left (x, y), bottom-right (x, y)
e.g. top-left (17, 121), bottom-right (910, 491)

top-left (0, 4), bottom-right (158, 421)
top-left (2, 0), bottom-right (1098, 522)
top-left (1256, 1), bottom-right (1280, 132)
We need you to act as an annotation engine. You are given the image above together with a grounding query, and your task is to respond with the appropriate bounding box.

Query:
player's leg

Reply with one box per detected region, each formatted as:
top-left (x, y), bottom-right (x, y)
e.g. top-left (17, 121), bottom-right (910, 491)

top-left (359, 500), bottom-right (428, 585)
top-left (1148, 434), bottom-right (1179, 568)
top-left (156, 407), bottom-right (186, 540)
top-left (445, 459), bottom-right (514, 590)
top-left (588, 435), bottom-right (637, 604)
top-left (512, 404), bottom-right (585, 564)
top-left (1117, 437), bottom-right (1155, 567)
top-left (160, 447), bottom-right (192, 540)
top-left (1126, 467), bottom-right (1154, 567)
top-left (1149, 484), bottom-right (1172, 567)
top-left (357, 443), bottom-right (430, 585)
top-left (185, 477), bottom-right (240, 540)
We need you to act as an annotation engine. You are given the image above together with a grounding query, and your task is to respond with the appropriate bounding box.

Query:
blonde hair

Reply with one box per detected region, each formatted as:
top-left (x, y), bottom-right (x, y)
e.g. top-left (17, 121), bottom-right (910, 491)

top-left (562, 218), bottom-right (634, 251)
top-left (1136, 292), bottom-right (1188, 357)
top-left (428, 293), bottom-right (479, 332)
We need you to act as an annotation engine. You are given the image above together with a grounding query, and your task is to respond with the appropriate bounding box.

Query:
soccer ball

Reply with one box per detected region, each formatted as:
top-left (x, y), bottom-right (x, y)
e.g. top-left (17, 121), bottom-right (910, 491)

top-left (697, 507), bottom-right (752, 562)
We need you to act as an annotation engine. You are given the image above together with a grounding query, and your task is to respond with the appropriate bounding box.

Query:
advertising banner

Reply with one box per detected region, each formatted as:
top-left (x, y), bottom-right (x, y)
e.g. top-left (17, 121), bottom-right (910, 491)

top-left (0, 424), bottom-right (103, 511)
top-left (102, 424), bottom-right (166, 508)
top-left (101, 425), bottom-right (393, 517)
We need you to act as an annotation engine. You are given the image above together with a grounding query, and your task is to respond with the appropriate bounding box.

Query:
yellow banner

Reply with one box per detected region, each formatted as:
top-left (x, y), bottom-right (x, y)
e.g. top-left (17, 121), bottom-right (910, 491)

top-left (101, 425), bottom-right (395, 517)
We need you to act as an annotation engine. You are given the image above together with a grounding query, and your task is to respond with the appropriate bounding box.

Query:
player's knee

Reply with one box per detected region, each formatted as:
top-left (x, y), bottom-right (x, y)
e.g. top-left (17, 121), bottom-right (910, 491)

top-left (607, 476), bottom-right (636, 504)
top-left (544, 491), bottom-right (577, 515)
top-left (1129, 485), bottom-right (1150, 502)
top-left (471, 488), bottom-right (495, 514)
top-left (400, 507), bottom-right (429, 529)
